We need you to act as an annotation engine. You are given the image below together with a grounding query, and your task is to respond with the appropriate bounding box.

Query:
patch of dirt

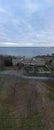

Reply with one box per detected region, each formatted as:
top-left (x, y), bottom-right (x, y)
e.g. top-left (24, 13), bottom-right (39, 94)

top-left (10, 80), bottom-right (48, 117)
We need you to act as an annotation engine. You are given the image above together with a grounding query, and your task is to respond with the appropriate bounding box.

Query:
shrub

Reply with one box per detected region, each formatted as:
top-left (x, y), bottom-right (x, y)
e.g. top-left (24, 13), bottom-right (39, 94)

top-left (4, 56), bottom-right (12, 66)
top-left (17, 62), bottom-right (24, 70)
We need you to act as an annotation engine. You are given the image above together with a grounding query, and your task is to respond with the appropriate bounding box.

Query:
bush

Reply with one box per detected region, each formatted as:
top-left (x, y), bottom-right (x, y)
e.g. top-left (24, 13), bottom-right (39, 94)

top-left (34, 65), bottom-right (38, 72)
top-left (4, 56), bottom-right (12, 66)
top-left (17, 63), bottom-right (24, 70)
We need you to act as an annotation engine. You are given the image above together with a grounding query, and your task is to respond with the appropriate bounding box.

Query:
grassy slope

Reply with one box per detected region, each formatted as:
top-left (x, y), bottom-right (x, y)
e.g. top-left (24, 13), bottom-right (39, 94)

top-left (0, 75), bottom-right (54, 130)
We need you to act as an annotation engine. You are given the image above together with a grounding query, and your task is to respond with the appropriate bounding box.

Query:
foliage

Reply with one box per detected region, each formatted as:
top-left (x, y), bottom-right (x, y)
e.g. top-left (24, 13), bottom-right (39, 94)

top-left (4, 56), bottom-right (12, 66)
top-left (17, 62), bottom-right (24, 70)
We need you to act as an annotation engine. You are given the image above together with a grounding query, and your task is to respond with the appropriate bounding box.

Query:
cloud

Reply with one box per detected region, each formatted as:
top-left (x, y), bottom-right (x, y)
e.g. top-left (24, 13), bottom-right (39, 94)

top-left (0, 0), bottom-right (54, 46)
top-left (23, 0), bottom-right (40, 16)
top-left (0, 41), bottom-right (54, 47)
top-left (0, 7), bottom-right (10, 16)
top-left (0, 7), bottom-right (6, 13)
top-left (45, 0), bottom-right (54, 7)
top-left (0, 42), bottom-right (33, 47)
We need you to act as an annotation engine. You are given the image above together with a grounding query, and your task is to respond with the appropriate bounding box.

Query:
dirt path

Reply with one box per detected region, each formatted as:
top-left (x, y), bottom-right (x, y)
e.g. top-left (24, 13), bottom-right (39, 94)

top-left (33, 81), bottom-right (54, 130)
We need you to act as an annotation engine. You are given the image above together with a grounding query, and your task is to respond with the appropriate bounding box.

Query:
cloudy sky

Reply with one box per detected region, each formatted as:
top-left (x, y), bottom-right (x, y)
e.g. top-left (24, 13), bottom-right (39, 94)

top-left (0, 0), bottom-right (54, 46)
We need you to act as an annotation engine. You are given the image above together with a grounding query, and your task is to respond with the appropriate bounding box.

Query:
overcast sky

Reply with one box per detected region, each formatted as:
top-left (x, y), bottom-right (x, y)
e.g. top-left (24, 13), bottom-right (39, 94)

top-left (0, 0), bottom-right (54, 46)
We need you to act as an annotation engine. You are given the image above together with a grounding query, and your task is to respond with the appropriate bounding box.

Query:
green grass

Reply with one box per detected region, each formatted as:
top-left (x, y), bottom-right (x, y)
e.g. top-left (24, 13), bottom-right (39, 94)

top-left (48, 66), bottom-right (54, 71)
top-left (44, 81), bottom-right (54, 101)
top-left (18, 112), bottom-right (47, 130)
top-left (45, 81), bottom-right (54, 91)
top-left (38, 65), bottom-right (49, 71)
top-left (25, 72), bottom-right (52, 77)
top-left (48, 91), bottom-right (54, 101)
top-left (0, 112), bottom-right (47, 130)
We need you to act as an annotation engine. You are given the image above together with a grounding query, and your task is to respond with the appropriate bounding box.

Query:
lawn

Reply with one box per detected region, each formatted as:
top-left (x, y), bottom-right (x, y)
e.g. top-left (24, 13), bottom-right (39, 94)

top-left (37, 65), bottom-right (49, 71)
top-left (0, 75), bottom-right (54, 130)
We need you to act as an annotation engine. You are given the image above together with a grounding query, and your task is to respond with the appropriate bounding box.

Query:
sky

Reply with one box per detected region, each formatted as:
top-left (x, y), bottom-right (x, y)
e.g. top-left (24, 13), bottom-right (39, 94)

top-left (0, 0), bottom-right (54, 46)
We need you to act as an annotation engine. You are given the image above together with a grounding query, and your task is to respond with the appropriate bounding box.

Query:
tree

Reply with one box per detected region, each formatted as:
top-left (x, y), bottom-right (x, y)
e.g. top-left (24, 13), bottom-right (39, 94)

top-left (4, 56), bottom-right (12, 66)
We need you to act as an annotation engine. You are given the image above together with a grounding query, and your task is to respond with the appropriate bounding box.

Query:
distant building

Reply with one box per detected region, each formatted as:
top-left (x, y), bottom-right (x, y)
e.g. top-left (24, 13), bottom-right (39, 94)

top-left (12, 57), bottom-right (23, 66)
top-left (12, 56), bottom-right (46, 66)
top-left (32, 57), bottom-right (45, 65)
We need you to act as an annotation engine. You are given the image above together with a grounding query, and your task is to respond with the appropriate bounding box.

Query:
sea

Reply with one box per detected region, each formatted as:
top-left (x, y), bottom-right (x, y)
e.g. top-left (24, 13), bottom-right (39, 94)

top-left (0, 47), bottom-right (54, 57)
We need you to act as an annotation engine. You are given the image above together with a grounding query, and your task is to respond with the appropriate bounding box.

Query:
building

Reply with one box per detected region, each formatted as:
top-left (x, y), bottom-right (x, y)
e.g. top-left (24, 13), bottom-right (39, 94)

top-left (12, 57), bottom-right (23, 66)
top-left (32, 57), bottom-right (45, 65)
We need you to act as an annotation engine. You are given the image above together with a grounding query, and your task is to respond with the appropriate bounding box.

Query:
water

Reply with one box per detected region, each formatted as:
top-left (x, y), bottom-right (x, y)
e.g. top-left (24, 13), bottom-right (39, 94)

top-left (0, 47), bottom-right (54, 57)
